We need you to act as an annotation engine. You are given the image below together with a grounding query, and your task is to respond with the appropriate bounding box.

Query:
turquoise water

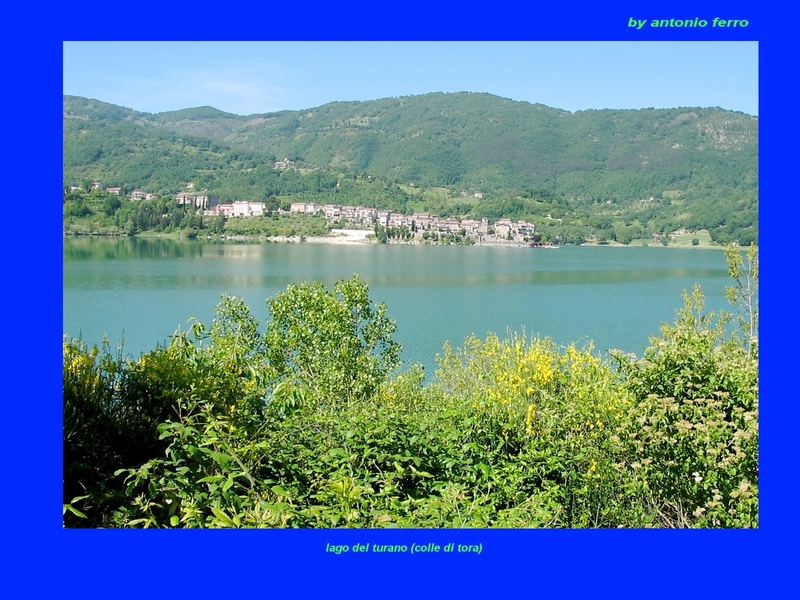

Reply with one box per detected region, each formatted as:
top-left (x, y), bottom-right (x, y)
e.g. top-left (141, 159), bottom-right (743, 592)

top-left (63, 237), bottom-right (730, 372)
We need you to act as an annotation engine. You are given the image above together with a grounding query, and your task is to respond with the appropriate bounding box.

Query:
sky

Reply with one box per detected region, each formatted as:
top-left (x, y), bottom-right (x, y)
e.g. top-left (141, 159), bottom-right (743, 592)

top-left (63, 41), bottom-right (758, 116)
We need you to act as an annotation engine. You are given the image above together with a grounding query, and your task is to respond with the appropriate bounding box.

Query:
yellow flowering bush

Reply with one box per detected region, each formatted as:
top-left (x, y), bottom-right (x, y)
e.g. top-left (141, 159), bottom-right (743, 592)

top-left (436, 333), bottom-right (557, 412)
top-left (432, 333), bottom-right (639, 526)
top-left (63, 338), bottom-right (128, 525)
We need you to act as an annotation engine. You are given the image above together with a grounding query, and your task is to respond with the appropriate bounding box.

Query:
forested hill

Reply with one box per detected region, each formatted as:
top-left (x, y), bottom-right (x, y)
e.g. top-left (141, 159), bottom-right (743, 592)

top-left (63, 93), bottom-right (758, 243)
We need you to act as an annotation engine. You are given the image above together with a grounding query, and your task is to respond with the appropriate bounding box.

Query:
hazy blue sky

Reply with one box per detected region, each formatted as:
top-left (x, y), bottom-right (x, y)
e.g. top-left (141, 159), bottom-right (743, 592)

top-left (63, 41), bottom-right (758, 116)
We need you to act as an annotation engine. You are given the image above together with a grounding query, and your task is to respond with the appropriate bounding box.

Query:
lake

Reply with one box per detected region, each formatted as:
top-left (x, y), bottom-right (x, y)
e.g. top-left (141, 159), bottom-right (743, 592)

top-left (63, 237), bottom-right (731, 373)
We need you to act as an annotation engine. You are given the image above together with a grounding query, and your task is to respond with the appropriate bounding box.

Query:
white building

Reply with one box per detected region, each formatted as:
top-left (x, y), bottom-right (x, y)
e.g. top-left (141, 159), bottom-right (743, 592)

top-left (232, 201), bottom-right (265, 217)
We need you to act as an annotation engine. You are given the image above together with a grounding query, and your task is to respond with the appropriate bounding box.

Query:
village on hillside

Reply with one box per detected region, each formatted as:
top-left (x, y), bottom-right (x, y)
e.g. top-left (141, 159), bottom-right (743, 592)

top-left (284, 202), bottom-right (536, 244)
top-left (76, 181), bottom-right (543, 245)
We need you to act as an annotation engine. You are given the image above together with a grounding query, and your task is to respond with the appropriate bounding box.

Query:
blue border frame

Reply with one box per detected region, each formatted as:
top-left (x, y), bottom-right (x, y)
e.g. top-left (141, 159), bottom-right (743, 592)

top-left (5, 1), bottom-right (794, 596)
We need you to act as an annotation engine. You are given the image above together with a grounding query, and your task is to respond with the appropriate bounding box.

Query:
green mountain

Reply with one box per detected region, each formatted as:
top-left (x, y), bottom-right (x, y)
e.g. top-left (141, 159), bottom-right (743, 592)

top-left (63, 93), bottom-right (758, 243)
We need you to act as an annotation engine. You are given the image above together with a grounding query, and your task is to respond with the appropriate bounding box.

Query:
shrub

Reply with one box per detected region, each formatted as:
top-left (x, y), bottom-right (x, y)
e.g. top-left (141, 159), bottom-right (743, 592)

top-left (433, 334), bottom-right (638, 527)
top-left (63, 339), bottom-right (127, 525)
top-left (265, 275), bottom-right (400, 405)
top-left (613, 287), bottom-right (758, 527)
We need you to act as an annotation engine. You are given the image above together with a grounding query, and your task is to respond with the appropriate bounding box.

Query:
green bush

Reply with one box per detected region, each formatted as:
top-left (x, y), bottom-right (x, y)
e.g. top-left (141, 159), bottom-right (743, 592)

top-left (613, 288), bottom-right (758, 527)
top-left (432, 334), bottom-right (641, 527)
top-left (63, 339), bottom-right (128, 525)
top-left (265, 275), bottom-right (400, 405)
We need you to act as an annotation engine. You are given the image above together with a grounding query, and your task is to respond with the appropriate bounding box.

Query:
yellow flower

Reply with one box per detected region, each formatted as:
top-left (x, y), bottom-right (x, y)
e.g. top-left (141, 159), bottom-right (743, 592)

top-left (525, 403), bottom-right (537, 434)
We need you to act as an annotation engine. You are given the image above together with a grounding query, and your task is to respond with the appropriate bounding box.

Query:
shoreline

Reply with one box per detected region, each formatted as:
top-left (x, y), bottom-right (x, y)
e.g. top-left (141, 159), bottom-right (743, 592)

top-left (580, 242), bottom-right (723, 250)
top-left (64, 230), bottom-right (727, 250)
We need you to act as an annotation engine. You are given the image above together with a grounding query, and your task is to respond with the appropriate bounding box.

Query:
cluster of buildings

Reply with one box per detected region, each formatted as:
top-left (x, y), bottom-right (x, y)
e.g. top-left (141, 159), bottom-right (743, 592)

top-left (174, 191), bottom-right (267, 218)
top-left (69, 182), bottom-right (160, 200)
top-left (289, 202), bottom-right (535, 241)
top-left (130, 190), bottom-right (159, 201)
top-left (67, 181), bottom-right (536, 242)
top-left (205, 200), bottom-right (266, 218)
top-left (80, 183), bottom-right (266, 218)
top-left (273, 158), bottom-right (296, 170)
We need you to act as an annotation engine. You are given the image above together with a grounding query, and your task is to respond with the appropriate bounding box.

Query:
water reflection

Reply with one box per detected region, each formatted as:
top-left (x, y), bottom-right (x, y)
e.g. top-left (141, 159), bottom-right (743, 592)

top-left (64, 238), bottom-right (731, 365)
top-left (64, 238), bottom-right (727, 289)
top-left (62, 236), bottom-right (285, 260)
top-left (363, 268), bottom-right (727, 286)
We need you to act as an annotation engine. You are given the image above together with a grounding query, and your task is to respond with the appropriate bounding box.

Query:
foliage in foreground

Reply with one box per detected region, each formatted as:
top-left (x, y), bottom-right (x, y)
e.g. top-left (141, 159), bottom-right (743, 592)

top-left (63, 249), bottom-right (758, 528)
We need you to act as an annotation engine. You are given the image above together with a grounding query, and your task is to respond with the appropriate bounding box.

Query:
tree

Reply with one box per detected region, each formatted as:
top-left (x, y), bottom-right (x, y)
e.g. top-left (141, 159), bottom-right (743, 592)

top-left (211, 215), bottom-right (225, 234)
top-left (103, 195), bottom-right (122, 216)
top-left (374, 225), bottom-right (388, 244)
top-left (64, 198), bottom-right (92, 218)
top-left (724, 243), bottom-right (758, 357)
top-left (265, 275), bottom-right (400, 403)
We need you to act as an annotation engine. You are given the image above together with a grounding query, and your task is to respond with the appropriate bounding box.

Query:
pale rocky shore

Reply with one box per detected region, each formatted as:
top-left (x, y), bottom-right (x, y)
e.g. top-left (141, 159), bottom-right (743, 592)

top-left (298, 228), bottom-right (374, 244)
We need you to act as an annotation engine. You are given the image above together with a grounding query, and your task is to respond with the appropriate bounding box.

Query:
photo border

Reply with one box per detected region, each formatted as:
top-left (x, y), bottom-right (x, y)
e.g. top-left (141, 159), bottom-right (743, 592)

top-left (6, 1), bottom-right (791, 595)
